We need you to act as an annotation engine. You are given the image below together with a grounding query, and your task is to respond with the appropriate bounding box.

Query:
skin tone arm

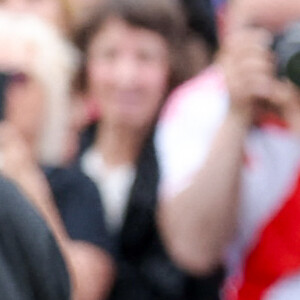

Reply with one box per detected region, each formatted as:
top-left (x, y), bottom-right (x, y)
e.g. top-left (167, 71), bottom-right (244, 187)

top-left (0, 124), bottom-right (115, 300)
top-left (158, 28), bottom-right (276, 275)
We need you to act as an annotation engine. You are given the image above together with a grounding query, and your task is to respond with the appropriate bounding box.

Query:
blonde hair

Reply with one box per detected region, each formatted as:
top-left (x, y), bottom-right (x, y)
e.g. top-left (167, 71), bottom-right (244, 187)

top-left (0, 11), bottom-right (80, 166)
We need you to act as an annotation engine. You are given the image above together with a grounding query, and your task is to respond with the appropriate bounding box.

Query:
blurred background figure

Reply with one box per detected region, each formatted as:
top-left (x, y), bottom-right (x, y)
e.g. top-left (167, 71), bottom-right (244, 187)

top-left (181, 0), bottom-right (219, 51)
top-left (0, 0), bottom-right (74, 35)
top-left (72, 0), bottom-right (104, 29)
top-left (174, 0), bottom-right (219, 76)
top-left (0, 0), bottom-right (95, 164)
top-left (74, 0), bottom-right (224, 299)
top-left (0, 11), bottom-right (75, 167)
top-left (0, 11), bottom-right (114, 300)
top-left (210, 0), bottom-right (228, 38)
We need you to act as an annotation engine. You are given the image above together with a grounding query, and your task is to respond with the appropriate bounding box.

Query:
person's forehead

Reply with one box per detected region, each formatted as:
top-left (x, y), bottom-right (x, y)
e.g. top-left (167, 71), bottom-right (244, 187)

top-left (231, 0), bottom-right (300, 32)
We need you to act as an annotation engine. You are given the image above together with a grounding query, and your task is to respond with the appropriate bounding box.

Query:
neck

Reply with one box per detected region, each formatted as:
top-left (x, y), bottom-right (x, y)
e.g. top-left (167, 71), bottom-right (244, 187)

top-left (94, 123), bottom-right (150, 168)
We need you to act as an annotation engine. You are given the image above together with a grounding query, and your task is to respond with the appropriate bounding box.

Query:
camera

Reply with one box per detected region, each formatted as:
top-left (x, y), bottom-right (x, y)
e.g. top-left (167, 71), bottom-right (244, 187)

top-left (273, 21), bottom-right (300, 87)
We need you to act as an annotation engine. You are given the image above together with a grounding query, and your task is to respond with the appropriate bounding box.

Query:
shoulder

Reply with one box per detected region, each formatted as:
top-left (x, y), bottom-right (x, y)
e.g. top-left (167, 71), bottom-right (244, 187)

top-left (44, 163), bottom-right (100, 200)
top-left (159, 65), bottom-right (227, 124)
top-left (45, 163), bottom-right (94, 188)
top-left (154, 66), bottom-right (230, 198)
top-left (44, 163), bottom-right (102, 220)
top-left (43, 164), bottom-right (111, 251)
top-left (0, 175), bottom-right (61, 255)
top-left (0, 176), bottom-right (41, 225)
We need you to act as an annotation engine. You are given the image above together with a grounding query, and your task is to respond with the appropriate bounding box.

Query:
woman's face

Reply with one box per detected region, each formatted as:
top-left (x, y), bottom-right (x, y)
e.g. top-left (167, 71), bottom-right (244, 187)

top-left (87, 17), bottom-right (170, 130)
top-left (0, 0), bottom-right (67, 32)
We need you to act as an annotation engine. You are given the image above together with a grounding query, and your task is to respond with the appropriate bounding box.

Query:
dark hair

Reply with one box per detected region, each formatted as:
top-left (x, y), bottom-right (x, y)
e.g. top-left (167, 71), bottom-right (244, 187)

top-left (181, 0), bottom-right (219, 51)
top-left (74, 0), bottom-right (191, 94)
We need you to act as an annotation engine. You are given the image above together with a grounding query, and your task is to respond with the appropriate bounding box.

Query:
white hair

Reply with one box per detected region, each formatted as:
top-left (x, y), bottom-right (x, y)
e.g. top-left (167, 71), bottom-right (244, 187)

top-left (0, 11), bottom-right (80, 166)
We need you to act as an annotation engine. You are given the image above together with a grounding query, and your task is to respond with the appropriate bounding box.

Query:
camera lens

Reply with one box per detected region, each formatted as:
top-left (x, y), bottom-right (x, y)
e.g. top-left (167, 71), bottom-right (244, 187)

top-left (274, 21), bottom-right (300, 87)
top-left (286, 51), bottom-right (300, 87)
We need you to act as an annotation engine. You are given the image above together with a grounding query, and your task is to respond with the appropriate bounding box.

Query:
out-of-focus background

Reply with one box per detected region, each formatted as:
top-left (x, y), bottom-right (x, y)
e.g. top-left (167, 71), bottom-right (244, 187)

top-left (3, 0), bottom-right (299, 300)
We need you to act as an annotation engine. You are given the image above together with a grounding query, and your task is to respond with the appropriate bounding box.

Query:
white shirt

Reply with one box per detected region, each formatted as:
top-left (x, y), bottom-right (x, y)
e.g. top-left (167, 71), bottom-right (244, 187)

top-left (81, 148), bottom-right (136, 233)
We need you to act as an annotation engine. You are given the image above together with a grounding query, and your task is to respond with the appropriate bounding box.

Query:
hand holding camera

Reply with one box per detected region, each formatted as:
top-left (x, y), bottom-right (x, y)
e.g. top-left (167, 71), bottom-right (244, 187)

top-left (220, 21), bottom-right (300, 126)
top-left (220, 27), bottom-right (275, 123)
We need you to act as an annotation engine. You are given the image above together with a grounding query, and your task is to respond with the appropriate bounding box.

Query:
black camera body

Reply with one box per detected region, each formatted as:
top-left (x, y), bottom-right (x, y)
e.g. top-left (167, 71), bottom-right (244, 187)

top-left (273, 22), bottom-right (300, 87)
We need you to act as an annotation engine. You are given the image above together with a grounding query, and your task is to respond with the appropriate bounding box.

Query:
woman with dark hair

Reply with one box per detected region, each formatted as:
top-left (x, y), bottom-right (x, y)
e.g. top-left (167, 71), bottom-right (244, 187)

top-left (181, 0), bottom-right (219, 51)
top-left (75, 0), bottom-right (224, 299)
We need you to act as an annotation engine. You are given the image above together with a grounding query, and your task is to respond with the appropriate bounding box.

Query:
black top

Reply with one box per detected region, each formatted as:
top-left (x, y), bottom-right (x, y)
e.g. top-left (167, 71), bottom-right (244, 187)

top-left (44, 164), bottom-right (111, 252)
top-left (108, 135), bottom-right (224, 300)
top-left (77, 123), bottom-right (225, 299)
top-left (80, 126), bottom-right (224, 300)
top-left (0, 176), bottom-right (70, 300)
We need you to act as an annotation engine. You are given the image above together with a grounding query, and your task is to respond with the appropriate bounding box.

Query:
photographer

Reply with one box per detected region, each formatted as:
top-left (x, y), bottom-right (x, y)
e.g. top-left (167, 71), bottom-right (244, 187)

top-left (156, 0), bottom-right (300, 298)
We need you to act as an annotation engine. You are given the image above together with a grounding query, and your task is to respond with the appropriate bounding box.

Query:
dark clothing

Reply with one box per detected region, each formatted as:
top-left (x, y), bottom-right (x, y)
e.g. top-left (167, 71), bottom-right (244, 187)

top-left (108, 135), bottom-right (224, 300)
top-left (80, 126), bottom-right (224, 299)
top-left (44, 164), bottom-right (111, 252)
top-left (182, 0), bottom-right (218, 51)
top-left (0, 176), bottom-right (70, 300)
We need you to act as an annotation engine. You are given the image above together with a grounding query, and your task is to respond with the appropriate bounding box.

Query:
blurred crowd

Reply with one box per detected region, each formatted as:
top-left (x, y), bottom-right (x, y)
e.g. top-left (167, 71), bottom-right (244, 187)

top-left (1, 0), bottom-right (300, 300)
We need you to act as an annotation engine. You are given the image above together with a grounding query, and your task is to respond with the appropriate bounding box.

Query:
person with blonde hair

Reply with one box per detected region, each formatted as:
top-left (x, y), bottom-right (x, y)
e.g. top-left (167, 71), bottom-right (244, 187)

top-left (0, 0), bottom-right (89, 163)
top-left (0, 11), bottom-right (76, 166)
top-left (0, 11), bottom-right (114, 300)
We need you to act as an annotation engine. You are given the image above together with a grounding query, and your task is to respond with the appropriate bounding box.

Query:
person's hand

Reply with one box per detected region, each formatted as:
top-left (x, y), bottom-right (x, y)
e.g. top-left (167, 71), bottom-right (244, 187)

top-left (219, 27), bottom-right (276, 123)
top-left (270, 80), bottom-right (300, 134)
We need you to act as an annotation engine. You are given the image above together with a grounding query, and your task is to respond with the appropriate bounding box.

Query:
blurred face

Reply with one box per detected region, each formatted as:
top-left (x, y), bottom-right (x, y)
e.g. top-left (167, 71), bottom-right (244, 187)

top-left (0, 0), bottom-right (67, 32)
top-left (87, 17), bottom-right (170, 130)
